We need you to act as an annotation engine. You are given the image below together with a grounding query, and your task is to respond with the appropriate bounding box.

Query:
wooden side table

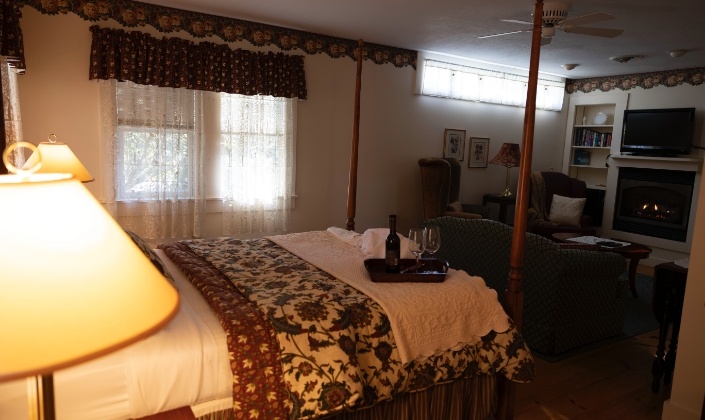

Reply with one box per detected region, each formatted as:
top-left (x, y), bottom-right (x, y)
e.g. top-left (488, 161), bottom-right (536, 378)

top-left (651, 262), bottom-right (688, 393)
top-left (482, 194), bottom-right (516, 225)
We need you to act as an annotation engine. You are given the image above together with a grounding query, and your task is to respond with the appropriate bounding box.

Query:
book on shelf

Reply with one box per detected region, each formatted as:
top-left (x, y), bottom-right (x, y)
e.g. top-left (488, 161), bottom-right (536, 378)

top-left (573, 128), bottom-right (612, 147)
top-left (573, 149), bottom-right (591, 165)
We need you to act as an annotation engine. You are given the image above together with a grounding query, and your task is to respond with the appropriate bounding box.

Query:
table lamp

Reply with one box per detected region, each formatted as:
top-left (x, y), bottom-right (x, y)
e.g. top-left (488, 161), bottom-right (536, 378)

top-left (489, 142), bottom-right (521, 197)
top-left (0, 142), bottom-right (179, 420)
top-left (22, 134), bottom-right (94, 182)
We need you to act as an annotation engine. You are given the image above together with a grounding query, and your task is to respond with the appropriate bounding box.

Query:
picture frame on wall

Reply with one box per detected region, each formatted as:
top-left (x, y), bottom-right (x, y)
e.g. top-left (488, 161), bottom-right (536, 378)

top-left (468, 137), bottom-right (490, 168)
top-left (443, 129), bottom-right (466, 161)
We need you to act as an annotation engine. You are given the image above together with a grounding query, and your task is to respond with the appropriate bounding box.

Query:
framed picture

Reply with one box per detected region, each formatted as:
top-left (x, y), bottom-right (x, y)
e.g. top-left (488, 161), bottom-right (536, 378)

top-left (468, 137), bottom-right (490, 168)
top-left (443, 129), bottom-right (466, 161)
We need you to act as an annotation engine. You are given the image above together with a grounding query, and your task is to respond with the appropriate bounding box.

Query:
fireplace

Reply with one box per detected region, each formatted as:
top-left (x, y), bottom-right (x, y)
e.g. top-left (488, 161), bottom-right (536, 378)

top-left (613, 167), bottom-right (695, 242)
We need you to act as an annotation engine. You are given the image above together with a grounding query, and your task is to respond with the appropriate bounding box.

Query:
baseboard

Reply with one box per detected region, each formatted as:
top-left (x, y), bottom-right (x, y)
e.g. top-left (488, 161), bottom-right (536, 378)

top-left (661, 398), bottom-right (701, 420)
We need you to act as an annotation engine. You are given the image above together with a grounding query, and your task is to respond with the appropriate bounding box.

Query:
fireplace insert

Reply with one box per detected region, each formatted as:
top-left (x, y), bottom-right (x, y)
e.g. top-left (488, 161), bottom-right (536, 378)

top-left (613, 167), bottom-right (695, 242)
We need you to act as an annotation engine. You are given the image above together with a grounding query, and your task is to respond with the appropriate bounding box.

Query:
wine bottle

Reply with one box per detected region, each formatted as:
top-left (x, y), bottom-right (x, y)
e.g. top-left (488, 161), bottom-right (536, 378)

top-left (385, 214), bottom-right (400, 273)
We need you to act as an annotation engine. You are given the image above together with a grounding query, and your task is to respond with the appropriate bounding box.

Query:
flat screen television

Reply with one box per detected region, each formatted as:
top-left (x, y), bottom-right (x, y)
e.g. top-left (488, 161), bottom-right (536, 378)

top-left (620, 107), bottom-right (695, 156)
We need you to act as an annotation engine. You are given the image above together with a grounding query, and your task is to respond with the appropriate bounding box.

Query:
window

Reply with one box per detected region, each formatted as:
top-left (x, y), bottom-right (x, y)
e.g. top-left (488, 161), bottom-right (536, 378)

top-left (220, 93), bottom-right (295, 209)
top-left (114, 82), bottom-right (199, 201)
top-left (421, 59), bottom-right (565, 111)
top-left (101, 80), bottom-right (296, 238)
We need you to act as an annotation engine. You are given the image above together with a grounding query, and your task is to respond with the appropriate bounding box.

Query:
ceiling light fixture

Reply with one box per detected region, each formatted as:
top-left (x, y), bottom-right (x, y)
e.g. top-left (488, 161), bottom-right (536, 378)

top-left (609, 55), bottom-right (644, 64)
top-left (669, 49), bottom-right (687, 58)
top-left (561, 64), bottom-right (579, 71)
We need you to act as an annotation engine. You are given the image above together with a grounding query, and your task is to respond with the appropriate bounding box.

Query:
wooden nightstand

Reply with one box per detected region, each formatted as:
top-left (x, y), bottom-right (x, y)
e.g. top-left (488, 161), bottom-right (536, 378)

top-left (482, 194), bottom-right (516, 225)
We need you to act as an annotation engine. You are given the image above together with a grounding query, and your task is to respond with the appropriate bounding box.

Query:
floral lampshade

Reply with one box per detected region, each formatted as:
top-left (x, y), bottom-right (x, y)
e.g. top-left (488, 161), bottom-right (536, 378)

top-left (489, 143), bottom-right (521, 168)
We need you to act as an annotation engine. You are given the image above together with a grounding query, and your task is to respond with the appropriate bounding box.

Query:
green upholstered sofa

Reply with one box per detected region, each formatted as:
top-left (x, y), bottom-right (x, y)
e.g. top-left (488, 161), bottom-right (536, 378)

top-left (424, 216), bottom-right (628, 356)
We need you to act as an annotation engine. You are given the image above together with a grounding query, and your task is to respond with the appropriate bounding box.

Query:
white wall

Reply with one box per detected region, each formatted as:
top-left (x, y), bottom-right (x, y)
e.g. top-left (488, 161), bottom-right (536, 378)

top-left (17, 7), bottom-right (566, 237)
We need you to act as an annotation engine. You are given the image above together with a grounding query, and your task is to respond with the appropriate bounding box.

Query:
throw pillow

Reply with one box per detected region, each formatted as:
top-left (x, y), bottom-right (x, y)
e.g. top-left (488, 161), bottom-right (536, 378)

top-left (548, 194), bottom-right (586, 227)
top-left (447, 200), bottom-right (463, 213)
top-left (123, 228), bottom-right (175, 283)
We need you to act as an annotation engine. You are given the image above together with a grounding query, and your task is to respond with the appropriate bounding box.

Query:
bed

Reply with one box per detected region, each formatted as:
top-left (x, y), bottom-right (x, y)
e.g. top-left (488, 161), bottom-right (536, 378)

top-left (0, 229), bottom-right (533, 420)
top-left (1, 2), bottom-right (548, 415)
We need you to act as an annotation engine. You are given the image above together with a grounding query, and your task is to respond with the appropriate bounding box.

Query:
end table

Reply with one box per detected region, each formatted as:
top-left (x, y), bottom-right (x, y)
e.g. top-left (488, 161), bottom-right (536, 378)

top-left (482, 194), bottom-right (516, 225)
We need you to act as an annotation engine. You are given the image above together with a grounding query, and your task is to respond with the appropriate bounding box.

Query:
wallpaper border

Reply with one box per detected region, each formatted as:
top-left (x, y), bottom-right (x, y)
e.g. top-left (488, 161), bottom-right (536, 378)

top-left (18, 0), bottom-right (418, 69)
top-left (566, 67), bottom-right (705, 93)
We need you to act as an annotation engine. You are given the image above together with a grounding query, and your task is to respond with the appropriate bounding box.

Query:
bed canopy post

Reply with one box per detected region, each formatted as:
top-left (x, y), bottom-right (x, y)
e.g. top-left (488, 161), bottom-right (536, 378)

top-left (497, 1), bottom-right (543, 419)
top-left (346, 39), bottom-right (364, 231)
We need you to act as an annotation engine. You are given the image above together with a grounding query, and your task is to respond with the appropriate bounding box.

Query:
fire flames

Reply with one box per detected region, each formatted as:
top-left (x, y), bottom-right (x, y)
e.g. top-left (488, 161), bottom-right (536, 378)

top-left (632, 202), bottom-right (681, 223)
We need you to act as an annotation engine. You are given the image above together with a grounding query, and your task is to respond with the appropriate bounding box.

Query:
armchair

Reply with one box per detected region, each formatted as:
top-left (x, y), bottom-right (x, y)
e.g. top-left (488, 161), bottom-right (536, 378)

top-left (528, 171), bottom-right (597, 239)
top-left (418, 158), bottom-right (489, 220)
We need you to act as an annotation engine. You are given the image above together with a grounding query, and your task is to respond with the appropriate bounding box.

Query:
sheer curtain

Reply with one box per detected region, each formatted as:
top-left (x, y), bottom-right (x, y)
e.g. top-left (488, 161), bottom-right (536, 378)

top-left (1, 56), bottom-right (23, 165)
top-left (100, 80), bottom-right (205, 240)
top-left (220, 93), bottom-right (295, 234)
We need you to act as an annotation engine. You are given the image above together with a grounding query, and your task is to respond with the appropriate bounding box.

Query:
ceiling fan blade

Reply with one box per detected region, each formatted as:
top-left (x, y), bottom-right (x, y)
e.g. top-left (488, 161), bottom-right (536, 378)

top-left (558, 12), bottom-right (616, 27)
top-left (541, 37), bottom-right (552, 46)
top-left (562, 26), bottom-right (624, 38)
top-left (478, 29), bottom-right (531, 39)
top-left (500, 19), bottom-right (533, 26)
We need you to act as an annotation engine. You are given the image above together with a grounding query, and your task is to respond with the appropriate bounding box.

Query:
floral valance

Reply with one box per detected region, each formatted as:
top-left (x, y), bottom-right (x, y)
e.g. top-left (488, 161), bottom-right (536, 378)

top-left (89, 26), bottom-right (307, 99)
top-left (19, 0), bottom-right (417, 69)
top-left (566, 67), bottom-right (705, 93)
top-left (0, 0), bottom-right (25, 70)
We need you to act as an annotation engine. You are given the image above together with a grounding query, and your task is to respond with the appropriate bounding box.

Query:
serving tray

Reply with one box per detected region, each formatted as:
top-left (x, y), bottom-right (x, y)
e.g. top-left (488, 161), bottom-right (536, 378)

top-left (364, 258), bottom-right (449, 283)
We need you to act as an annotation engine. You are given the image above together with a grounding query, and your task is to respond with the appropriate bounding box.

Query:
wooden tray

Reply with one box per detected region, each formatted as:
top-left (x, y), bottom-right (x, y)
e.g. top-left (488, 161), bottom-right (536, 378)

top-left (364, 258), bottom-right (448, 283)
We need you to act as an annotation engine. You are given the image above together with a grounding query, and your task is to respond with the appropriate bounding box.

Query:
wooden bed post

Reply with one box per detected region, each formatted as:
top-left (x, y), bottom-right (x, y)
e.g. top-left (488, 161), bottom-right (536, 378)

top-left (497, 1), bottom-right (544, 419)
top-left (346, 39), bottom-right (364, 231)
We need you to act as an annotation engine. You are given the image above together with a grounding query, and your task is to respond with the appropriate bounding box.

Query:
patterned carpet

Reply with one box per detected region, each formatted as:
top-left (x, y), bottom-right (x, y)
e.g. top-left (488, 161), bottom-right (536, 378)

top-left (533, 271), bottom-right (659, 362)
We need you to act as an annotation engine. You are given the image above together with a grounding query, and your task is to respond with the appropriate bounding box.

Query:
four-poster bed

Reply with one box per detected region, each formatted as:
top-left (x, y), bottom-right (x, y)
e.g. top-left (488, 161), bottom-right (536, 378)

top-left (0, 1), bottom-right (547, 418)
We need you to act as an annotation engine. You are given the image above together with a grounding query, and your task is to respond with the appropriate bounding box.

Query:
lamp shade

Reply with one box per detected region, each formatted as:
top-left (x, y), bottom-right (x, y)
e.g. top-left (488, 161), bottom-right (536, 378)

top-left (489, 143), bottom-right (521, 168)
top-left (0, 173), bottom-right (179, 382)
top-left (23, 141), bottom-right (94, 183)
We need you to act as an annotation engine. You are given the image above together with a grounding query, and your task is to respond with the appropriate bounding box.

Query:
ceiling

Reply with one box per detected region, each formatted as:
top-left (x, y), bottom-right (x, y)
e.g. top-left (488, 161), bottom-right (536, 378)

top-left (139, 0), bottom-right (705, 79)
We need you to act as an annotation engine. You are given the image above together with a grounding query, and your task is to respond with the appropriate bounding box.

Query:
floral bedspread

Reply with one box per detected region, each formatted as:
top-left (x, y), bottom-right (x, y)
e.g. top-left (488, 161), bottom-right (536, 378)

top-left (159, 237), bottom-right (534, 419)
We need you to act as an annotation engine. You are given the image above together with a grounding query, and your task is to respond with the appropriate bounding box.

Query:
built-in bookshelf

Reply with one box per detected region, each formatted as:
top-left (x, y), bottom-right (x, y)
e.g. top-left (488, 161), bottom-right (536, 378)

top-left (562, 94), bottom-right (628, 190)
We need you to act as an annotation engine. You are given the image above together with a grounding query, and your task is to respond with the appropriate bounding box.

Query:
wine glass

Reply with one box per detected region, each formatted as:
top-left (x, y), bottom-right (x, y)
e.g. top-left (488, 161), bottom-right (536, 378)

top-left (407, 228), bottom-right (426, 266)
top-left (425, 226), bottom-right (441, 259)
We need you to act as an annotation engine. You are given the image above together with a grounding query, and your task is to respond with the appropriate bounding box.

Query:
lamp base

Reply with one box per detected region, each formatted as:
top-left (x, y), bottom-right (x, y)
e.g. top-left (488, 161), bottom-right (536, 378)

top-left (499, 187), bottom-right (513, 197)
top-left (498, 166), bottom-right (513, 197)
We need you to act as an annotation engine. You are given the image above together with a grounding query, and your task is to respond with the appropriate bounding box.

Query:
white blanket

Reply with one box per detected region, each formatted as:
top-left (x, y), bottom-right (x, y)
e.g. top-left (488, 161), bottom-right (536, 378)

top-left (268, 229), bottom-right (511, 366)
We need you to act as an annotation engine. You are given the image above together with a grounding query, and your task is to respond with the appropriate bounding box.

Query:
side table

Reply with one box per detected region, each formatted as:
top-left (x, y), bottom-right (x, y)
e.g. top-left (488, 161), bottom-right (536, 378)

top-left (651, 262), bottom-right (688, 393)
top-left (482, 194), bottom-right (516, 225)
top-left (552, 232), bottom-right (652, 298)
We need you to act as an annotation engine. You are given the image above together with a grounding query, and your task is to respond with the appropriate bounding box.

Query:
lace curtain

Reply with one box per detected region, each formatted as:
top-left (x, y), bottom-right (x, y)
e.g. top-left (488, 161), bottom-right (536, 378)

top-left (220, 93), bottom-right (295, 234)
top-left (100, 80), bottom-right (206, 240)
top-left (1, 56), bottom-right (23, 169)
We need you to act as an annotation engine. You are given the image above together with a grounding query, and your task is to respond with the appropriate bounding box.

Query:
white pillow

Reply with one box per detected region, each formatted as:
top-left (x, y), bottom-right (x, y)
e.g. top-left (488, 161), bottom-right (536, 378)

top-left (549, 194), bottom-right (586, 227)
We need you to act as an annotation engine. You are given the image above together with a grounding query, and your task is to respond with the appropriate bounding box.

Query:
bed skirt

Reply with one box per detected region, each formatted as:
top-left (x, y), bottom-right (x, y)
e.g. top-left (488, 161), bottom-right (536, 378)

top-left (197, 375), bottom-right (496, 420)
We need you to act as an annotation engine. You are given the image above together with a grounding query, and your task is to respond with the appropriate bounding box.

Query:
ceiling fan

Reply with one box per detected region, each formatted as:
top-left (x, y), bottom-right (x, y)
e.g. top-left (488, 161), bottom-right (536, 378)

top-left (479, 2), bottom-right (624, 45)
